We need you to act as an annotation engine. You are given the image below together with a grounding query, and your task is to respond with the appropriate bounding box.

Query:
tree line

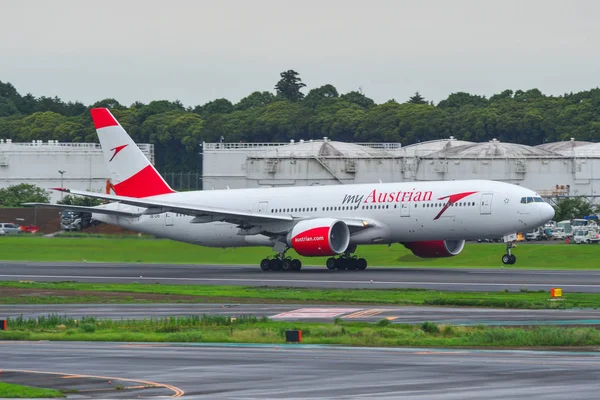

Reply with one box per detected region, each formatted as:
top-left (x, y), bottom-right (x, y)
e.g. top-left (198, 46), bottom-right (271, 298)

top-left (1, 70), bottom-right (600, 172)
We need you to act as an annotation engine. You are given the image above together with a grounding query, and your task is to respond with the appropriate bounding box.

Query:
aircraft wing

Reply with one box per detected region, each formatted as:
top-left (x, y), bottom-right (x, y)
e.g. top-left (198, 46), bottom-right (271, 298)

top-left (49, 188), bottom-right (294, 225)
top-left (23, 203), bottom-right (144, 217)
top-left (37, 189), bottom-right (378, 234)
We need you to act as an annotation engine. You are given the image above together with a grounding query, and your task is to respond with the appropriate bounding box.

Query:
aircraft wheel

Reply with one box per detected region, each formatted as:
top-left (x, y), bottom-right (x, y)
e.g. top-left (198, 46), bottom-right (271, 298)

top-left (260, 259), bottom-right (271, 271)
top-left (270, 258), bottom-right (282, 271)
top-left (336, 258), bottom-right (348, 270)
top-left (357, 258), bottom-right (367, 270)
top-left (326, 257), bottom-right (337, 270)
top-left (347, 258), bottom-right (358, 270)
top-left (281, 258), bottom-right (292, 271)
top-left (291, 259), bottom-right (302, 271)
top-left (501, 254), bottom-right (510, 265)
top-left (509, 254), bottom-right (516, 264)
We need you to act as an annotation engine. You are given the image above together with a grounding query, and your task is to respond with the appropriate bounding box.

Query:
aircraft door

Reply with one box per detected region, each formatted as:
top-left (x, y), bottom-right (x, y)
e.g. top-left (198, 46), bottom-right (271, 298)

top-left (165, 212), bottom-right (174, 226)
top-left (400, 202), bottom-right (410, 217)
top-left (257, 201), bottom-right (269, 213)
top-left (480, 194), bottom-right (493, 215)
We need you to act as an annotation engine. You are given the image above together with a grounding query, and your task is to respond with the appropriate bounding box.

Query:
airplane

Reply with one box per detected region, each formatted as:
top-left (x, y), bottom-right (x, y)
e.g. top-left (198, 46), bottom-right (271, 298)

top-left (26, 108), bottom-right (555, 271)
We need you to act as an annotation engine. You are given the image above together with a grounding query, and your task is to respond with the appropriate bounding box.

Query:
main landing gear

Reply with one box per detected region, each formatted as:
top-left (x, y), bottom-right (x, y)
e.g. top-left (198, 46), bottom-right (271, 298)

top-left (326, 254), bottom-right (368, 271)
top-left (260, 255), bottom-right (302, 272)
top-left (502, 242), bottom-right (517, 265)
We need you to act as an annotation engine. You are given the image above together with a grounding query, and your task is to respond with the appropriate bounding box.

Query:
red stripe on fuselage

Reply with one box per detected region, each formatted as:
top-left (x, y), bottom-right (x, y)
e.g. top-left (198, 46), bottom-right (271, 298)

top-left (113, 165), bottom-right (174, 198)
top-left (90, 108), bottom-right (118, 129)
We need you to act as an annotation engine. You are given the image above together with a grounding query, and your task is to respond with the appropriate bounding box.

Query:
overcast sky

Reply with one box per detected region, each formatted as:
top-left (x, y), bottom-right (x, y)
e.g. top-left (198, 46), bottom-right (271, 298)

top-left (1, 0), bottom-right (598, 107)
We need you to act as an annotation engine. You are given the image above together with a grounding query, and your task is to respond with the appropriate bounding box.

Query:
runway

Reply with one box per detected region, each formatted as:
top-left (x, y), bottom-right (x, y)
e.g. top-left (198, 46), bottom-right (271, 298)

top-left (1, 341), bottom-right (598, 399)
top-left (2, 261), bottom-right (600, 292)
top-left (2, 303), bottom-right (600, 326)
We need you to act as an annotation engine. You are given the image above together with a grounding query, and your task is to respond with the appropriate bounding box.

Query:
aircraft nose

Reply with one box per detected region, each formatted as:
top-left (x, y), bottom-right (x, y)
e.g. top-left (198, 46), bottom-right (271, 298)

top-left (540, 203), bottom-right (555, 222)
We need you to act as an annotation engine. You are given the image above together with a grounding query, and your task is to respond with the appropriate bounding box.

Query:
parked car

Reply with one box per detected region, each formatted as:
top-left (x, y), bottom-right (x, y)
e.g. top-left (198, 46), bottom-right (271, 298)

top-left (19, 224), bottom-right (39, 234)
top-left (0, 222), bottom-right (23, 236)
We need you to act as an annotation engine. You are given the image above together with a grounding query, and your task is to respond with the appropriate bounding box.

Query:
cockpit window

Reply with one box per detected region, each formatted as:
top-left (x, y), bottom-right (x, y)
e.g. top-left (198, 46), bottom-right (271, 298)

top-left (521, 196), bottom-right (545, 204)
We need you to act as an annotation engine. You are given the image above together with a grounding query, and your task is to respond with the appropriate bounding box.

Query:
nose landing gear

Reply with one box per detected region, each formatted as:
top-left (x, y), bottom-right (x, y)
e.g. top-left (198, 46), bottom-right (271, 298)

top-left (502, 242), bottom-right (517, 265)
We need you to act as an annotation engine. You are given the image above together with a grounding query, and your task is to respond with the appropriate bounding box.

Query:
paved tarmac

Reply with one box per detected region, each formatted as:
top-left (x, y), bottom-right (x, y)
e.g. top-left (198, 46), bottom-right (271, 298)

top-left (2, 303), bottom-right (600, 326)
top-left (2, 261), bottom-right (600, 292)
top-left (1, 341), bottom-right (599, 399)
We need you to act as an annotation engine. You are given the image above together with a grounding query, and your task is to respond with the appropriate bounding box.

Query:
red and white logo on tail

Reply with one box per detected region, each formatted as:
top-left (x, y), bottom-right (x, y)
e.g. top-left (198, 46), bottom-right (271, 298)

top-left (90, 108), bottom-right (174, 198)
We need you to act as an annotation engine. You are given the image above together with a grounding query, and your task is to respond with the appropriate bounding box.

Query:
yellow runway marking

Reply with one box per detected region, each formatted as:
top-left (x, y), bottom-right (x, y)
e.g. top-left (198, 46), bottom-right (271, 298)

top-left (343, 309), bottom-right (386, 319)
top-left (385, 316), bottom-right (398, 321)
top-left (5, 369), bottom-right (184, 397)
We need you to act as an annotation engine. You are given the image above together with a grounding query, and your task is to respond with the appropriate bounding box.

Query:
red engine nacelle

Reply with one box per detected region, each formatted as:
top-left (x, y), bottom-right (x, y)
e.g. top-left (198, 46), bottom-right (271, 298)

top-left (287, 218), bottom-right (350, 257)
top-left (403, 240), bottom-right (465, 258)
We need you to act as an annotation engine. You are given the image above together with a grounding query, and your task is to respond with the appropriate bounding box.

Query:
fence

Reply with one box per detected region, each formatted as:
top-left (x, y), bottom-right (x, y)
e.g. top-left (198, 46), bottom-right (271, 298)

top-left (161, 172), bottom-right (203, 191)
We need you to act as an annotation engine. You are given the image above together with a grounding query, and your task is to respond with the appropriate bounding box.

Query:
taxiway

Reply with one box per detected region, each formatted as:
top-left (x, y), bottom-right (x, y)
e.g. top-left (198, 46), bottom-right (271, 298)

top-left (0, 341), bottom-right (598, 399)
top-left (1, 303), bottom-right (600, 326)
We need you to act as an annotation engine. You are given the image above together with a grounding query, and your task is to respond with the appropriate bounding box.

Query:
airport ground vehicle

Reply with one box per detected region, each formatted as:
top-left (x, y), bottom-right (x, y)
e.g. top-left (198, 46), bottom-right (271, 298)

top-left (525, 227), bottom-right (550, 241)
top-left (26, 108), bottom-right (555, 268)
top-left (574, 229), bottom-right (600, 244)
top-left (552, 227), bottom-right (567, 240)
top-left (60, 210), bottom-right (96, 231)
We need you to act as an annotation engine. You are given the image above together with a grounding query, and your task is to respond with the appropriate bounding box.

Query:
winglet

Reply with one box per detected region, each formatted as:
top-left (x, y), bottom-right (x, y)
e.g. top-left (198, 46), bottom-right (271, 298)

top-left (90, 108), bottom-right (119, 129)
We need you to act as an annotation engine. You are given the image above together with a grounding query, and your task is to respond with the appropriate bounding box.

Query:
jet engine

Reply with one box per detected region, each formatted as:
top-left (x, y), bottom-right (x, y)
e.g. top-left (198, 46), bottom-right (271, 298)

top-left (287, 218), bottom-right (350, 257)
top-left (403, 240), bottom-right (465, 258)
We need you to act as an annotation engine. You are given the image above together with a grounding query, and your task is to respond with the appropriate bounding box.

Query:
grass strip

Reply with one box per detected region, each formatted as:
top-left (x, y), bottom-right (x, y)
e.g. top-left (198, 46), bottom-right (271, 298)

top-left (1, 236), bottom-right (599, 269)
top-left (0, 382), bottom-right (64, 398)
top-left (0, 281), bottom-right (596, 309)
top-left (2, 314), bottom-right (600, 348)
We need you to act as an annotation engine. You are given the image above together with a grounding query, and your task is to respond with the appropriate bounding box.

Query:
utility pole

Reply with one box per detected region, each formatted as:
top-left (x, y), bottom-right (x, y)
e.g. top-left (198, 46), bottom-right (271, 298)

top-left (58, 170), bottom-right (66, 199)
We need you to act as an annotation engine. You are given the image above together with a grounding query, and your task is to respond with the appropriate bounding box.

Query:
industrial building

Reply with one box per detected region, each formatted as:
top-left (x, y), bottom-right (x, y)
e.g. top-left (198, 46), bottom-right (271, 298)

top-left (0, 139), bottom-right (154, 202)
top-left (202, 137), bottom-right (600, 202)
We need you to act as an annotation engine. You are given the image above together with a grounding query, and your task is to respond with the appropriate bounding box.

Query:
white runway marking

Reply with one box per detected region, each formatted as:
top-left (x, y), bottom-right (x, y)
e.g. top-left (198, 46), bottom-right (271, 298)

top-left (1, 274), bottom-right (600, 289)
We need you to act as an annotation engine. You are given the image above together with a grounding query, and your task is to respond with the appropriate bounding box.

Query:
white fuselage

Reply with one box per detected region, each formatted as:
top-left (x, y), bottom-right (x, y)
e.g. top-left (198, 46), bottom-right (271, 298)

top-left (94, 179), bottom-right (554, 249)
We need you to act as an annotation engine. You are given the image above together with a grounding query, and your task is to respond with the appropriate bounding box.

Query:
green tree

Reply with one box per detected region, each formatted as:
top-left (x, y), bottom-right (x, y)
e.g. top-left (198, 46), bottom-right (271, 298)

top-left (275, 70), bottom-right (306, 102)
top-left (438, 92), bottom-right (488, 108)
top-left (91, 98), bottom-right (125, 110)
top-left (57, 194), bottom-right (103, 206)
top-left (235, 91), bottom-right (275, 111)
top-left (194, 98), bottom-right (234, 118)
top-left (0, 184), bottom-right (51, 207)
top-left (0, 97), bottom-right (19, 117)
top-left (408, 91), bottom-right (428, 105)
top-left (553, 198), bottom-right (597, 222)
top-left (303, 84), bottom-right (339, 108)
top-left (340, 91), bottom-right (375, 108)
